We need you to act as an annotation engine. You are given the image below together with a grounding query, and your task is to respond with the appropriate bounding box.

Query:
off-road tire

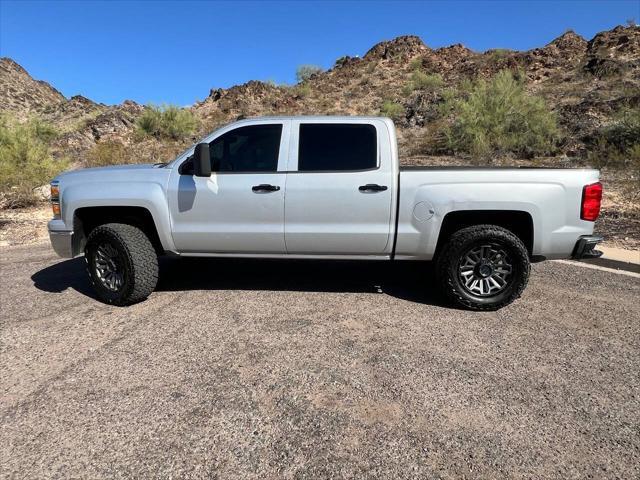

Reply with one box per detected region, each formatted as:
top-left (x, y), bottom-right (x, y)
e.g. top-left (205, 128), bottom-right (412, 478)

top-left (436, 224), bottom-right (530, 311)
top-left (85, 223), bottom-right (158, 306)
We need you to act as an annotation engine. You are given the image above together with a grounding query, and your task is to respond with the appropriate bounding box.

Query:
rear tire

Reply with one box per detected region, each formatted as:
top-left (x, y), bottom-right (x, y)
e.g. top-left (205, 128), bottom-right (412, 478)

top-left (85, 223), bottom-right (158, 306)
top-left (436, 225), bottom-right (530, 311)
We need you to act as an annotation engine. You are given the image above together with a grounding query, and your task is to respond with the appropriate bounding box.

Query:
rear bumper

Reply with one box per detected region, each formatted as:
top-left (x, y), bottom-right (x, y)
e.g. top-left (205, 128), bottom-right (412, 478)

top-left (48, 230), bottom-right (75, 258)
top-left (572, 234), bottom-right (604, 259)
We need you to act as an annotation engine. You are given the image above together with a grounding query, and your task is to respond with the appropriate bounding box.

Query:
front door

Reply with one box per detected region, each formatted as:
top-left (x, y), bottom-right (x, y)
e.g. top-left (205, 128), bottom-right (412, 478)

top-left (168, 121), bottom-right (289, 253)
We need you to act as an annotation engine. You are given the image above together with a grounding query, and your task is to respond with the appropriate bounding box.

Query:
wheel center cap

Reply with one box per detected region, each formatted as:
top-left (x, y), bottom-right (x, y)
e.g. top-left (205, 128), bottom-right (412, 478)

top-left (478, 263), bottom-right (493, 278)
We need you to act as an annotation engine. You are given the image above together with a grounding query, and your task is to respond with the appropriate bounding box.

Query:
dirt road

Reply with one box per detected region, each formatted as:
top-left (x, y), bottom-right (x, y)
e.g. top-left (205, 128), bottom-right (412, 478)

top-left (1, 243), bottom-right (639, 478)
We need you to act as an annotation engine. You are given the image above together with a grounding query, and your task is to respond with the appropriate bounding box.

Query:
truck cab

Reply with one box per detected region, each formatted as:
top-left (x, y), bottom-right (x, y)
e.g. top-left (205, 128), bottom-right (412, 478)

top-left (168, 117), bottom-right (397, 257)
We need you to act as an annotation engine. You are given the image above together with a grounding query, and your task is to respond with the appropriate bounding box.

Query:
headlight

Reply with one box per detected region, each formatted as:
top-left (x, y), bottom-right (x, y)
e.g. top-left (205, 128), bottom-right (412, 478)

top-left (50, 181), bottom-right (61, 219)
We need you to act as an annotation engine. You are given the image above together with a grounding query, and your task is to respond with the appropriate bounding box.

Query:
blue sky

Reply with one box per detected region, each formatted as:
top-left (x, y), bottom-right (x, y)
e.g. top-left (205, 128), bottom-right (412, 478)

top-left (1, 1), bottom-right (638, 106)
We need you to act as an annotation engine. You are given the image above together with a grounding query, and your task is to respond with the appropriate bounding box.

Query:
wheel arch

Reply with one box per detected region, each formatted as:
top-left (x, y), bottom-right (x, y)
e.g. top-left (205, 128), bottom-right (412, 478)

top-left (435, 210), bottom-right (534, 258)
top-left (74, 206), bottom-right (165, 255)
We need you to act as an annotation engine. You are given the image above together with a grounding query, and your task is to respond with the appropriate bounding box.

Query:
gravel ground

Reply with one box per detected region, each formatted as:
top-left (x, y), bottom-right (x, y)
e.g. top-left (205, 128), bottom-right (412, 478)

top-left (1, 243), bottom-right (639, 479)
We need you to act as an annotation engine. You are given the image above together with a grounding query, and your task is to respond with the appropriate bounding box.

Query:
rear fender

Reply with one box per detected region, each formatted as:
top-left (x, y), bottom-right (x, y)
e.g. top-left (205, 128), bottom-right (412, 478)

top-left (396, 183), bottom-right (549, 259)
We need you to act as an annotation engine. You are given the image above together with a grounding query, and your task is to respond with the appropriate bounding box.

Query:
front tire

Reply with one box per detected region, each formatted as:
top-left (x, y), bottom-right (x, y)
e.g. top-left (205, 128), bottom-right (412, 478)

top-left (85, 223), bottom-right (159, 306)
top-left (436, 225), bottom-right (530, 311)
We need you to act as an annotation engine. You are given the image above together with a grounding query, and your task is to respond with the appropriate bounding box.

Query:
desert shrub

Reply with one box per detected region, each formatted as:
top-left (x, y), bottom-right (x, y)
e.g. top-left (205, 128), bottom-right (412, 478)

top-left (442, 70), bottom-right (559, 158)
top-left (296, 64), bottom-right (323, 82)
top-left (486, 48), bottom-right (512, 61)
top-left (293, 83), bottom-right (312, 98)
top-left (401, 84), bottom-right (413, 97)
top-left (136, 104), bottom-right (198, 140)
top-left (601, 107), bottom-right (640, 153)
top-left (408, 120), bottom-right (450, 155)
top-left (0, 117), bottom-right (69, 208)
top-left (380, 101), bottom-right (404, 121)
top-left (86, 140), bottom-right (132, 167)
top-left (410, 71), bottom-right (444, 91)
top-left (409, 58), bottom-right (423, 71)
top-left (435, 87), bottom-right (459, 117)
top-left (587, 106), bottom-right (640, 170)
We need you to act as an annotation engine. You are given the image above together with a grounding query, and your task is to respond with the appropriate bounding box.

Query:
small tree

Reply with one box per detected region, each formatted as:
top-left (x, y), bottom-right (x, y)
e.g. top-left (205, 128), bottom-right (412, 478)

top-left (296, 64), bottom-right (323, 83)
top-left (443, 70), bottom-right (559, 158)
top-left (136, 104), bottom-right (198, 140)
top-left (0, 117), bottom-right (69, 207)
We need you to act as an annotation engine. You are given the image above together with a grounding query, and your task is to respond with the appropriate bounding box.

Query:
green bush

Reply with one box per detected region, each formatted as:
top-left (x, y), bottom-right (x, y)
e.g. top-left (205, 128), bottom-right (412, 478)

top-left (296, 64), bottom-right (323, 83)
top-left (588, 106), bottom-right (640, 170)
top-left (380, 101), bottom-right (404, 121)
top-left (409, 58), bottom-right (423, 71)
top-left (86, 140), bottom-right (132, 167)
top-left (136, 104), bottom-right (198, 140)
top-left (410, 71), bottom-right (443, 91)
top-left (442, 70), bottom-right (559, 158)
top-left (600, 107), bottom-right (640, 153)
top-left (0, 117), bottom-right (69, 208)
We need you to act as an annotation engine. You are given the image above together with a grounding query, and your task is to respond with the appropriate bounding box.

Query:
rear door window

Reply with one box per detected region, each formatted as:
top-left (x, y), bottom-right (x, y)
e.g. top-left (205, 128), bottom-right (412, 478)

top-left (298, 124), bottom-right (377, 171)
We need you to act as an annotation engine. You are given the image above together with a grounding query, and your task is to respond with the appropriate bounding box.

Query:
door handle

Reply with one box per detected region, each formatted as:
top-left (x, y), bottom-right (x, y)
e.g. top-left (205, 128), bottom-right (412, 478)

top-left (252, 184), bottom-right (281, 192)
top-left (358, 184), bottom-right (388, 192)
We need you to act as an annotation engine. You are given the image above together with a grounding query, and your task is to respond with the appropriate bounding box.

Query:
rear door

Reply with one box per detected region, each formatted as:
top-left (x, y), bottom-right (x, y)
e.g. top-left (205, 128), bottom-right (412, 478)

top-left (284, 120), bottom-right (394, 255)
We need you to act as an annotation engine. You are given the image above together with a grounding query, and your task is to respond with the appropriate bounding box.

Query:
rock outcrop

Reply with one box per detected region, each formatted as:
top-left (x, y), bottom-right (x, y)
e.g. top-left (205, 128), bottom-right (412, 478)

top-left (0, 57), bottom-right (65, 120)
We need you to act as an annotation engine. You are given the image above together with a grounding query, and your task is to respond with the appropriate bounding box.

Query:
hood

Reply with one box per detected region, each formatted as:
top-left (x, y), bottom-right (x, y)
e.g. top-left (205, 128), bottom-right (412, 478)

top-left (56, 163), bottom-right (157, 180)
top-left (53, 163), bottom-right (171, 187)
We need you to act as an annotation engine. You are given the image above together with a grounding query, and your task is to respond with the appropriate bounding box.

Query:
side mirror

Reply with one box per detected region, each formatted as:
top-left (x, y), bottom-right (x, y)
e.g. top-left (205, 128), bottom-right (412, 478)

top-left (193, 143), bottom-right (211, 177)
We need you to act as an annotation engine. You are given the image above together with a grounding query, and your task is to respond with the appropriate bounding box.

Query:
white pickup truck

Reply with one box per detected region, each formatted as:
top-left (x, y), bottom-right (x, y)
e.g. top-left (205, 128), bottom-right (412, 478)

top-left (48, 116), bottom-right (603, 310)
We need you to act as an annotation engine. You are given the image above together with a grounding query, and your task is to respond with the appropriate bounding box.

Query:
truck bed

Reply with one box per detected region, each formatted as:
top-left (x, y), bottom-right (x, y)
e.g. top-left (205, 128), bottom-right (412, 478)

top-left (394, 167), bottom-right (600, 260)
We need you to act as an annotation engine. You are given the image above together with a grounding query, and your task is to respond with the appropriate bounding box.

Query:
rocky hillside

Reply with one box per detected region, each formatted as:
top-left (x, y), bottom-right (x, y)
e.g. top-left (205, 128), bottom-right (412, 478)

top-left (0, 58), bottom-right (66, 119)
top-left (1, 24), bottom-right (639, 162)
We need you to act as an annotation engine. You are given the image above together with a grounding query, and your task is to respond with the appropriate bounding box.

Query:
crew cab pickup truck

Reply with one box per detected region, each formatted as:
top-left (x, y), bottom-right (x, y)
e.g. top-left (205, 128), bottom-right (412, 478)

top-left (48, 116), bottom-right (603, 310)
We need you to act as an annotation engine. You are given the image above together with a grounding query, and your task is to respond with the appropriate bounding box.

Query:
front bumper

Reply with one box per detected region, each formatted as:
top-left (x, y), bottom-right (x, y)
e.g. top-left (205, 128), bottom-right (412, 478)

top-left (49, 230), bottom-right (75, 258)
top-left (572, 235), bottom-right (604, 259)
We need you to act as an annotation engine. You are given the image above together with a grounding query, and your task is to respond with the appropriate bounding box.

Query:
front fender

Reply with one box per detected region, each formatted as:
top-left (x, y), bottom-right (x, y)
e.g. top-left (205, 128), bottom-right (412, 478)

top-left (61, 181), bottom-right (176, 252)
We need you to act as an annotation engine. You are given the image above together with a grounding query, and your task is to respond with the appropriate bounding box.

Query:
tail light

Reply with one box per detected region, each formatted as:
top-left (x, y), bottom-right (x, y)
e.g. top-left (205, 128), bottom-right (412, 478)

top-left (580, 182), bottom-right (602, 221)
